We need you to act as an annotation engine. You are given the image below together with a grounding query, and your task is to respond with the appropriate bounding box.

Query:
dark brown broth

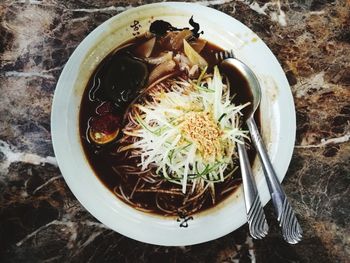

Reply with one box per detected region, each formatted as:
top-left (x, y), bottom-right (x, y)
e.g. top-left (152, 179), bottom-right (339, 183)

top-left (79, 36), bottom-right (259, 216)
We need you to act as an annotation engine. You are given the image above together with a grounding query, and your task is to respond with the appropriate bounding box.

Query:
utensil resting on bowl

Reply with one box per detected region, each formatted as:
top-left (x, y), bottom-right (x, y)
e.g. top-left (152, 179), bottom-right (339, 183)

top-left (219, 51), bottom-right (303, 244)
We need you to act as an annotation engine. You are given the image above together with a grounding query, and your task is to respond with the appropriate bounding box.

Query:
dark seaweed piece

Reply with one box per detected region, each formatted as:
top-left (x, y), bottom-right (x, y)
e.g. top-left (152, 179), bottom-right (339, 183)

top-left (95, 54), bottom-right (148, 108)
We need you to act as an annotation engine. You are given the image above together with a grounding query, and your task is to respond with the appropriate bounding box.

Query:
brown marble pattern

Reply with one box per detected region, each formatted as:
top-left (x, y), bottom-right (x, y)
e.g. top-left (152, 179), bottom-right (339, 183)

top-left (0, 0), bottom-right (349, 262)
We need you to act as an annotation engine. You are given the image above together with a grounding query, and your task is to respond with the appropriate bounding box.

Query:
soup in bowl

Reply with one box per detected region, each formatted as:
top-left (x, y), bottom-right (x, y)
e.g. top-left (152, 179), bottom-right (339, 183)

top-left (51, 2), bottom-right (295, 246)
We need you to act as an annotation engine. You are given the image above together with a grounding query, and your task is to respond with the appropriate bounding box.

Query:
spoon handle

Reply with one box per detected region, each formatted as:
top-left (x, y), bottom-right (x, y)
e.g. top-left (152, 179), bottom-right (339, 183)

top-left (247, 117), bottom-right (303, 244)
top-left (237, 139), bottom-right (268, 239)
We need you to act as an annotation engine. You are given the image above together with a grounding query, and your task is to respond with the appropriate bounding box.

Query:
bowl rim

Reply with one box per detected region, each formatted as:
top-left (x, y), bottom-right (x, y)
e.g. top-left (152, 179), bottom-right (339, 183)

top-left (51, 1), bottom-right (296, 246)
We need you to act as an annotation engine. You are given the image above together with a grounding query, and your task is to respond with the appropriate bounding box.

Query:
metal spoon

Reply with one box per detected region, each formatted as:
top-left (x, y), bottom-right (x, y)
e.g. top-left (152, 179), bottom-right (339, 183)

top-left (221, 56), bottom-right (303, 244)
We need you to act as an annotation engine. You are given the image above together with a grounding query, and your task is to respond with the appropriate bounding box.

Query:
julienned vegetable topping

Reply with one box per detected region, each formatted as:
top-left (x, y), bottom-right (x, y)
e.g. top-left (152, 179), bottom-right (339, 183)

top-left (121, 66), bottom-right (249, 194)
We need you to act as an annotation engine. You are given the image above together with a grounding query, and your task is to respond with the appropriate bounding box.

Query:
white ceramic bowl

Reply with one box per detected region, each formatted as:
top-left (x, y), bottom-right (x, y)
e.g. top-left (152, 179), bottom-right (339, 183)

top-left (51, 2), bottom-right (295, 246)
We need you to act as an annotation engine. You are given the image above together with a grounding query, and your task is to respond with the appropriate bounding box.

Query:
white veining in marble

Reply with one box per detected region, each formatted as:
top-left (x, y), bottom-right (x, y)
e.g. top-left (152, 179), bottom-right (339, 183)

top-left (247, 236), bottom-right (256, 263)
top-left (70, 0), bottom-right (237, 14)
top-left (1, 5), bottom-right (56, 63)
top-left (16, 219), bottom-right (64, 247)
top-left (198, 0), bottom-right (234, 6)
top-left (17, 0), bottom-right (43, 4)
top-left (1, 71), bottom-right (55, 79)
top-left (16, 218), bottom-right (109, 247)
top-left (240, 0), bottom-right (287, 26)
top-left (309, 10), bottom-right (326, 15)
top-left (0, 140), bottom-right (57, 176)
top-left (71, 5), bottom-right (133, 13)
top-left (32, 175), bottom-right (62, 194)
top-left (293, 72), bottom-right (326, 98)
top-left (295, 134), bottom-right (350, 148)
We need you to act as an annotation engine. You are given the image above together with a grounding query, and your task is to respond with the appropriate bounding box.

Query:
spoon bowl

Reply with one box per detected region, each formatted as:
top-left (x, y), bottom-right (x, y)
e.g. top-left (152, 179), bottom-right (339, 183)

top-left (221, 58), bottom-right (260, 119)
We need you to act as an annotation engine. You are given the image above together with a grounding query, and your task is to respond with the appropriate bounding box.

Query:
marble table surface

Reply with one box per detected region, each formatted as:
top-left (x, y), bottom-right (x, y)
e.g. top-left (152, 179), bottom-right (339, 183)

top-left (0, 0), bottom-right (349, 262)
